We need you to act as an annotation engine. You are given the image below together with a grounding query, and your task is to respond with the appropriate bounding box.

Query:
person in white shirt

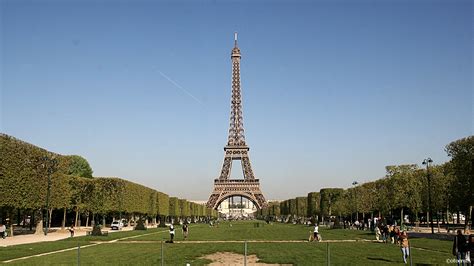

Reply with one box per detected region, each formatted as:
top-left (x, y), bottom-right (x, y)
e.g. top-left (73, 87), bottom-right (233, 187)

top-left (169, 225), bottom-right (175, 242)
top-left (313, 223), bottom-right (320, 242)
top-left (0, 223), bottom-right (6, 239)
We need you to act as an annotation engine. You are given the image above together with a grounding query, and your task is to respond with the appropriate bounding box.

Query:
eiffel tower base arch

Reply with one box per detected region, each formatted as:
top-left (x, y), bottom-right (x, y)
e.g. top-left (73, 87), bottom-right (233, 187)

top-left (207, 179), bottom-right (267, 210)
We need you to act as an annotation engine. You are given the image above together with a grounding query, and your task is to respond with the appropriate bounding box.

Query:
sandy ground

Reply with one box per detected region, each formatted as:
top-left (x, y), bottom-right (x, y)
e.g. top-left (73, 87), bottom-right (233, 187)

top-left (200, 252), bottom-right (292, 266)
top-left (0, 226), bottom-right (135, 247)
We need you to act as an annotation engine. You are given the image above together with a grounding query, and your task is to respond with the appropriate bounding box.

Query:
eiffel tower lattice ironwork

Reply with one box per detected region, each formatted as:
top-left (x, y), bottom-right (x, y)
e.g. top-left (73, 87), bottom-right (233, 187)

top-left (206, 33), bottom-right (267, 210)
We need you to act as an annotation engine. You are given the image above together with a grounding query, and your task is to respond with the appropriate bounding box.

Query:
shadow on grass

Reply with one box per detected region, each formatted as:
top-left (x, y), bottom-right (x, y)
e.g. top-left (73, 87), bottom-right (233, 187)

top-left (367, 257), bottom-right (397, 263)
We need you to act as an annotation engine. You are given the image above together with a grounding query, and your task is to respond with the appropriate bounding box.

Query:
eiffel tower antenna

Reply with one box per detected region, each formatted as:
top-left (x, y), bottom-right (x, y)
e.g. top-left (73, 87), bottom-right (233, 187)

top-left (206, 34), bottom-right (267, 210)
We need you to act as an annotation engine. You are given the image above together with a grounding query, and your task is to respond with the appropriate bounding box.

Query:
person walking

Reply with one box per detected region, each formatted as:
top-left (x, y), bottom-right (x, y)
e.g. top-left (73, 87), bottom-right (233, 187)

top-left (389, 226), bottom-right (396, 244)
top-left (182, 223), bottom-right (189, 240)
top-left (68, 224), bottom-right (75, 237)
top-left (0, 223), bottom-right (6, 239)
top-left (313, 223), bottom-right (320, 242)
top-left (169, 225), bottom-right (175, 243)
top-left (452, 230), bottom-right (467, 265)
top-left (466, 234), bottom-right (474, 264)
top-left (375, 226), bottom-right (381, 241)
top-left (398, 230), bottom-right (410, 264)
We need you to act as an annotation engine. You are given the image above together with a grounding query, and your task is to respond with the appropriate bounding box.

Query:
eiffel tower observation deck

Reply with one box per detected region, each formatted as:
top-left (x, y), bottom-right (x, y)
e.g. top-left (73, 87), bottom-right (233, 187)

top-left (206, 33), bottom-right (267, 210)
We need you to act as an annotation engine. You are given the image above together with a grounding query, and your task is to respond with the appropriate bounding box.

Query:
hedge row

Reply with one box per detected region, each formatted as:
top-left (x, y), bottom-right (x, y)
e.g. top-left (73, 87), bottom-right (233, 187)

top-left (0, 134), bottom-right (217, 223)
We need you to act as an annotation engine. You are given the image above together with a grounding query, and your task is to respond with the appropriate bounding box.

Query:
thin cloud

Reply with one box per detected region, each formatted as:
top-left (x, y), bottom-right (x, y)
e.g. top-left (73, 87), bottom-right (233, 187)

top-left (157, 70), bottom-right (204, 105)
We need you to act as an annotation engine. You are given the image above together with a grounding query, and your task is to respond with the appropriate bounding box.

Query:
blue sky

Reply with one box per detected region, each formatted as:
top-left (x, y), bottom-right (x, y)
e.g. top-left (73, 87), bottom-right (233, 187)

top-left (1, 0), bottom-right (472, 200)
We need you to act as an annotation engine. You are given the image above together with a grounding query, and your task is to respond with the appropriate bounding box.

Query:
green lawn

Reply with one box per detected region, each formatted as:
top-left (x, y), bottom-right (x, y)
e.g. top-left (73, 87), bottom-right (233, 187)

top-left (1, 221), bottom-right (454, 265)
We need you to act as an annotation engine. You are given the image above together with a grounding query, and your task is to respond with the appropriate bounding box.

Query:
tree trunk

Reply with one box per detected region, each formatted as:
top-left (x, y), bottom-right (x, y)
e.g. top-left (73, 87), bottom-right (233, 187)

top-left (61, 208), bottom-right (66, 230)
top-left (34, 209), bottom-right (44, 235)
top-left (465, 206), bottom-right (472, 233)
top-left (9, 211), bottom-right (15, 237)
top-left (17, 209), bottom-right (21, 226)
top-left (47, 208), bottom-right (53, 233)
top-left (400, 208), bottom-right (404, 228)
top-left (85, 212), bottom-right (90, 228)
top-left (30, 211), bottom-right (34, 231)
top-left (74, 209), bottom-right (79, 228)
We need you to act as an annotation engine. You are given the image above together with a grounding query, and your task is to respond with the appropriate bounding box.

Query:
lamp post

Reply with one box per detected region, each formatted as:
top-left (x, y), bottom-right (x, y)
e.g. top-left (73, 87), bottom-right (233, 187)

top-left (41, 156), bottom-right (57, 236)
top-left (352, 181), bottom-right (359, 222)
top-left (422, 158), bottom-right (434, 234)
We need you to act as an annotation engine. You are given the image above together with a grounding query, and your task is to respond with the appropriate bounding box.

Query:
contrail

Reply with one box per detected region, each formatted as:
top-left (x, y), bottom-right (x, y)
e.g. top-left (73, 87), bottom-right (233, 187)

top-left (157, 70), bottom-right (204, 105)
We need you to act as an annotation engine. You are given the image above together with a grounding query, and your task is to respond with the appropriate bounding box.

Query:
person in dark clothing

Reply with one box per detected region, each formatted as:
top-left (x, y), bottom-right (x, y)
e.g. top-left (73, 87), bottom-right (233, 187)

top-left (68, 225), bottom-right (75, 237)
top-left (452, 230), bottom-right (467, 265)
top-left (182, 223), bottom-right (189, 240)
top-left (383, 225), bottom-right (389, 243)
top-left (467, 234), bottom-right (474, 264)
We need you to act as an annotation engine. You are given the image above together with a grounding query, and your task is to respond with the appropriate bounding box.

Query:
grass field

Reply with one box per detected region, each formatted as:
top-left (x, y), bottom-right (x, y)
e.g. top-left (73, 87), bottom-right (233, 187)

top-left (0, 221), bottom-right (454, 265)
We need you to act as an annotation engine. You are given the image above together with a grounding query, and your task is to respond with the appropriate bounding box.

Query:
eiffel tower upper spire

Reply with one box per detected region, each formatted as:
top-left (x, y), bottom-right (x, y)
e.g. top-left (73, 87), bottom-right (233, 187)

top-left (228, 32), bottom-right (246, 146)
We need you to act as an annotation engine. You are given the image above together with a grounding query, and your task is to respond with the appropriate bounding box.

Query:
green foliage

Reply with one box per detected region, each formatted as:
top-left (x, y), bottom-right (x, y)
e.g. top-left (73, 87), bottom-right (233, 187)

top-left (156, 192), bottom-right (169, 216)
top-left (288, 199), bottom-right (297, 216)
top-left (295, 197), bottom-right (307, 217)
top-left (169, 197), bottom-right (180, 217)
top-left (319, 188), bottom-right (344, 219)
top-left (179, 199), bottom-right (191, 217)
top-left (0, 134), bottom-right (68, 210)
top-left (445, 136), bottom-right (474, 217)
top-left (66, 155), bottom-right (93, 178)
top-left (307, 192), bottom-right (320, 217)
top-left (0, 134), bottom-right (192, 223)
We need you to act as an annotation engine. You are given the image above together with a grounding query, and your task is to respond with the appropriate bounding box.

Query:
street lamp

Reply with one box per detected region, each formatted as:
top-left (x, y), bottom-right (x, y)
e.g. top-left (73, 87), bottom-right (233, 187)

top-left (41, 156), bottom-right (57, 236)
top-left (352, 181), bottom-right (359, 222)
top-left (422, 158), bottom-right (434, 234)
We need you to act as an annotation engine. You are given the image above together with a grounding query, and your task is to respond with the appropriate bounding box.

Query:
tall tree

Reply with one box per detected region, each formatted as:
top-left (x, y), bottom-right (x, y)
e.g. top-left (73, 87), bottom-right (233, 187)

top-left (445, 136), bottom-right (474, 229)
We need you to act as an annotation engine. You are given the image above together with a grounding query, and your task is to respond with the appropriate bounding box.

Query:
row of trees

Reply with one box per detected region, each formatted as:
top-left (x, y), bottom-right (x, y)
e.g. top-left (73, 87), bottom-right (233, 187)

top-left (258, 136), bottom-right (473, 229)
top-left (0, 134), bottom-right (217, 236)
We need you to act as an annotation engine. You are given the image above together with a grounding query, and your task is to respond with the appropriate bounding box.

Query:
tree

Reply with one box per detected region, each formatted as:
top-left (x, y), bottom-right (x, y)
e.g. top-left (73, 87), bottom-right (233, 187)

top-left (67, 155), bottom-right (93, 178)
top-left (386, 165), bottom-right (422, 225)
top-left (445, 136), bottom-right (474, 230)
top-left (307, 192), bottom-right (320, 219)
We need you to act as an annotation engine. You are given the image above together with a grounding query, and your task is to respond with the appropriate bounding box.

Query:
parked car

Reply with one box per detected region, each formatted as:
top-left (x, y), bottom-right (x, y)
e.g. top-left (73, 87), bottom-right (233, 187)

top-left (452, 213), bottom-right (466, 222)
top-left (111, 221), bottom-right (123, 230)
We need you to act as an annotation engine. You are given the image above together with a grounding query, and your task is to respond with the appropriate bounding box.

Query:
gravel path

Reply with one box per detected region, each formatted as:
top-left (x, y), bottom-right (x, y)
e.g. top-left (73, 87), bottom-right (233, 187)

top-left (0, 226), bottom-right (134, 247)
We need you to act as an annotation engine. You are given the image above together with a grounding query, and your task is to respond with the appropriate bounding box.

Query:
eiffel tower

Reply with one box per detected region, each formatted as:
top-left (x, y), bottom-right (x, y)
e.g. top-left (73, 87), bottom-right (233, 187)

top-left (206, 33), bottom-right (267, 210)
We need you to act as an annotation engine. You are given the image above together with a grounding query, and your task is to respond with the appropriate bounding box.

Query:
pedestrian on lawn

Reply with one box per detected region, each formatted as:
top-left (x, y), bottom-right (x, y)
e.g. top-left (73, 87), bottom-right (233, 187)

top-left (169, 225), bottom-right (175, 242)
top-left (398, 230), bottom-right (410, 264)
top-left (182, 223), bottom-right (189, 240)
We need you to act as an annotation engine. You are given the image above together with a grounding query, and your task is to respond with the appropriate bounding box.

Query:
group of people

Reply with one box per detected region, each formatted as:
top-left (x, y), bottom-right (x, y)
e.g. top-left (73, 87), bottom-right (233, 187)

top-left (168, 222), bottom-right (189, 243)
top-left (374, 224), bottom-right (410, 263)
top-left (452, 230), bottom-right (474, 265)
top-left (375, 224), bottom-right (402, 244)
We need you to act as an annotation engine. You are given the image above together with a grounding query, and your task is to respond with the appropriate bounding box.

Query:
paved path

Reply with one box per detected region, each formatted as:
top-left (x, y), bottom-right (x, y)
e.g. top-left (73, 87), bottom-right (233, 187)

top-left (0, 226), bottom-right (135, 247)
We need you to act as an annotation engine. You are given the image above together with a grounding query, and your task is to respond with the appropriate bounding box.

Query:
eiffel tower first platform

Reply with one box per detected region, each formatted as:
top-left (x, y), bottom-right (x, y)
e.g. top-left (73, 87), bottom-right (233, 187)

top-left (206, 33), bottom-right (267, 210)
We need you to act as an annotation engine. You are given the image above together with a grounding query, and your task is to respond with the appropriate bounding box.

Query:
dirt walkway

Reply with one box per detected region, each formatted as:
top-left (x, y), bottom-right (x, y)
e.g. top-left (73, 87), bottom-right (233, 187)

top-left (0, 226), bottom-right (135, 247)
top-left (200, 252), bottom-right (292, 266)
